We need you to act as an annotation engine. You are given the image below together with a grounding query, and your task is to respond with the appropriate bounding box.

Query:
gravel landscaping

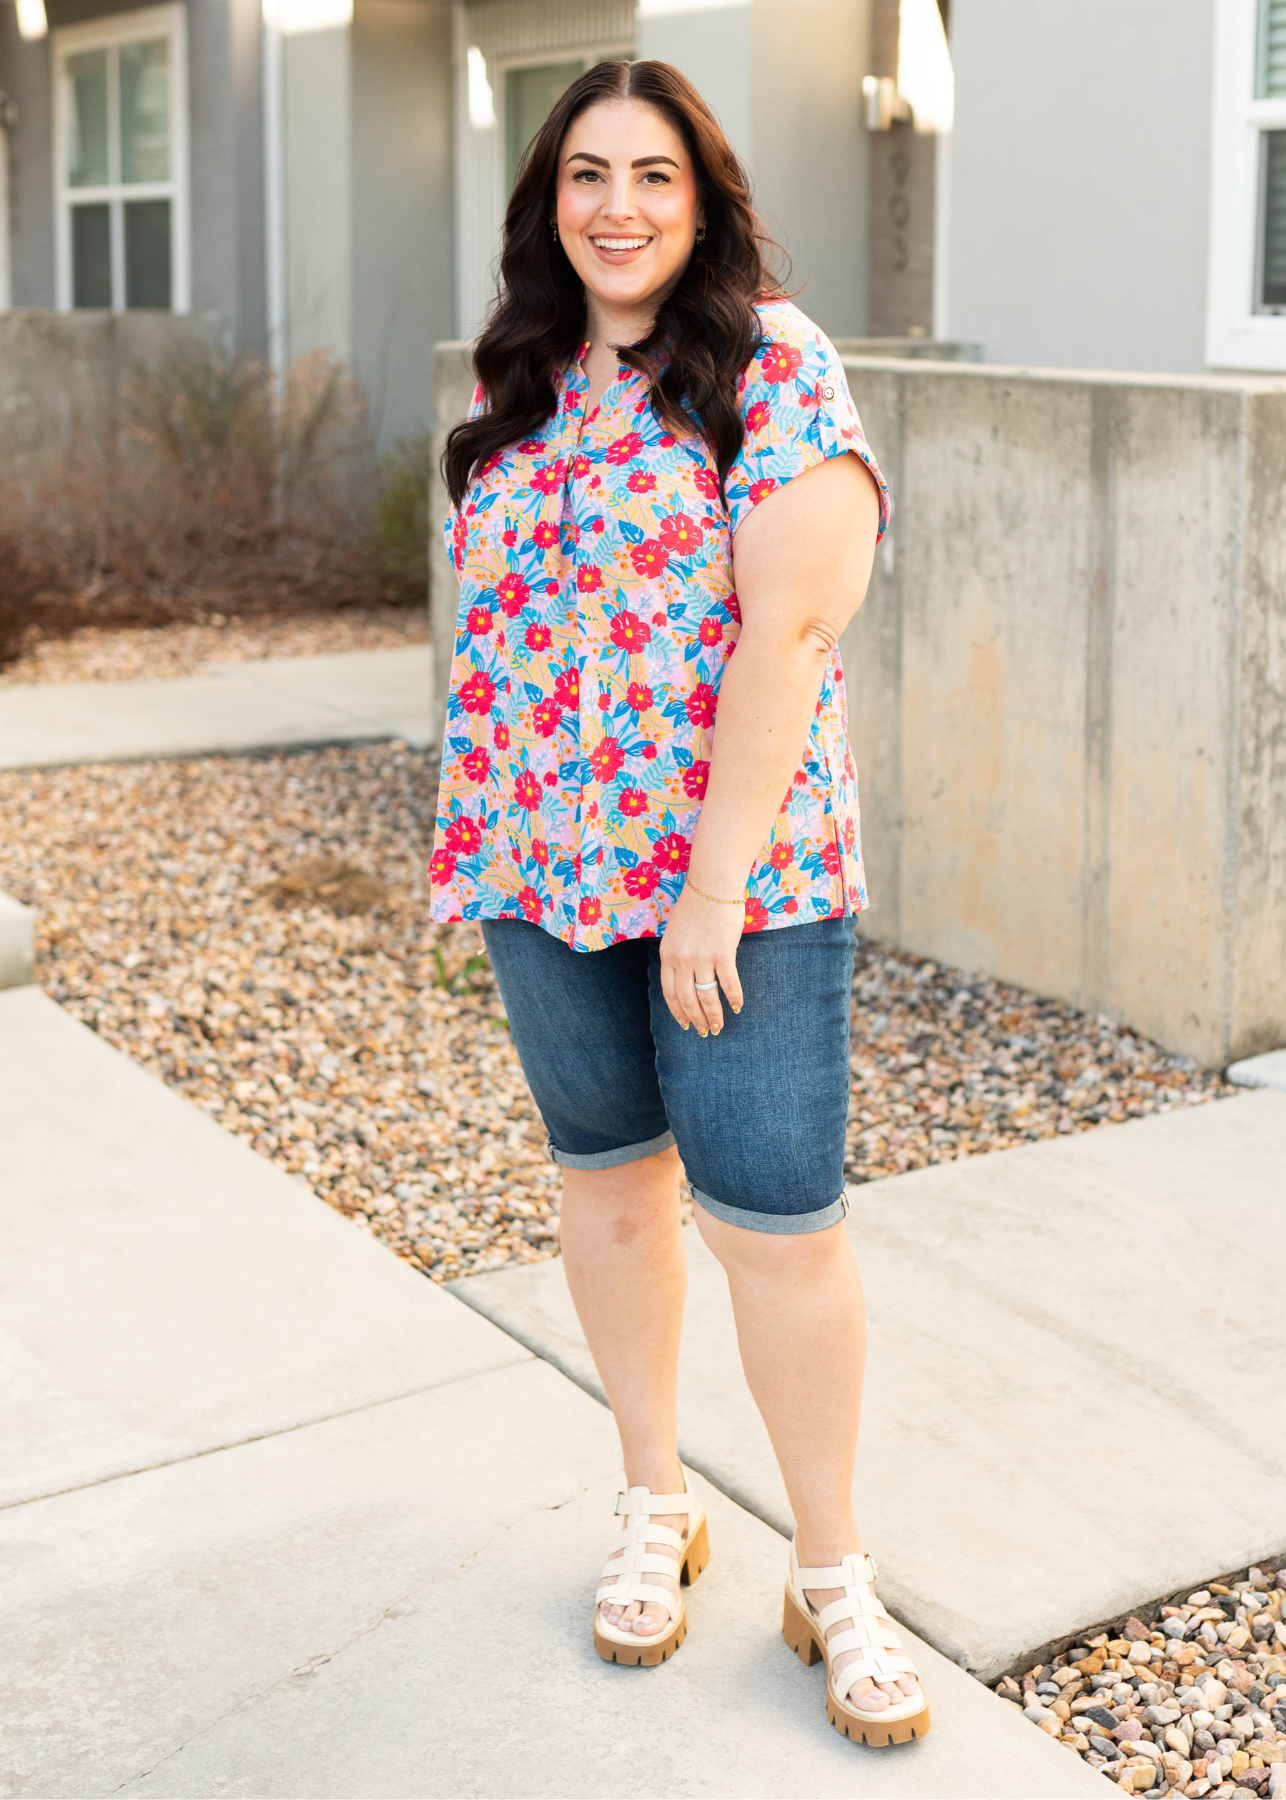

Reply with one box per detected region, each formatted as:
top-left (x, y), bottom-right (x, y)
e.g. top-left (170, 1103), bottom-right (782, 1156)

top-left (0, 604), bottom-right (427, 687)
top-left (997, 1558), bottom-right (1286, 1797)
top-left (0, 743), bottom-right (1227, 1281)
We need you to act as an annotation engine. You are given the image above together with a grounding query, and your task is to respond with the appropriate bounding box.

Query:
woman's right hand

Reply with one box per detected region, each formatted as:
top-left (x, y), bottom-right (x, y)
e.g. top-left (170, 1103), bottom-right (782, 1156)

top-left (659, 884), bottom-right (745, 1036)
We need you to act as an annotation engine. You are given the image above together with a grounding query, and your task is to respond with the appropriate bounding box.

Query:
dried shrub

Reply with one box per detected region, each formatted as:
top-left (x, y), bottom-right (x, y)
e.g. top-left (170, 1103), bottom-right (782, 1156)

top-left (0, 532), bottom-right (55, 668)
top-left (2, 339), bottom-right (429, 648)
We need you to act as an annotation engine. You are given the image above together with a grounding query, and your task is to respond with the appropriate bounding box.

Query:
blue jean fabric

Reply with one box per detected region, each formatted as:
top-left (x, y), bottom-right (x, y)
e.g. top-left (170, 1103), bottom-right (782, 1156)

top-left (480, 915), bottom-right (856, 1234)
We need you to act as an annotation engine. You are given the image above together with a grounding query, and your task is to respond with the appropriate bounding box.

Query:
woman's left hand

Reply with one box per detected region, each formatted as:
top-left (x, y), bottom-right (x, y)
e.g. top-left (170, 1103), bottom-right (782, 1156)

top-left (659, 885), bottom-right (745, 1035)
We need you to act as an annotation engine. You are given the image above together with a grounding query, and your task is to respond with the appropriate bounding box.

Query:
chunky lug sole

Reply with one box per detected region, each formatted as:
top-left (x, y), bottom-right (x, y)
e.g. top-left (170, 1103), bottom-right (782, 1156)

top-left (594, 1514), bottom-right (711, 1667)
top-left (782, 1587), bottom-right (932, 1745)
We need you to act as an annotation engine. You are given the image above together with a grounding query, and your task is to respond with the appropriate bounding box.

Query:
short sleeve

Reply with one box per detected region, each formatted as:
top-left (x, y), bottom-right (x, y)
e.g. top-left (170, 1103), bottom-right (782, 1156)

top-left (724, 303), bottom-right (891, 540)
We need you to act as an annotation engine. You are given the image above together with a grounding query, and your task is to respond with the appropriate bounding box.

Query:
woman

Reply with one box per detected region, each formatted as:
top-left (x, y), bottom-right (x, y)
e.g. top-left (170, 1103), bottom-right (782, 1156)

top-left (433, 58), bottom-right (929, 1746)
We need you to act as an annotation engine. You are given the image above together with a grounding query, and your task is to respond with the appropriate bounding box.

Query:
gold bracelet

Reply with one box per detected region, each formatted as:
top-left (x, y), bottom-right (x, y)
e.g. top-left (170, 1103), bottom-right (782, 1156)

top-left (685, 878), bottom-right (745, 907)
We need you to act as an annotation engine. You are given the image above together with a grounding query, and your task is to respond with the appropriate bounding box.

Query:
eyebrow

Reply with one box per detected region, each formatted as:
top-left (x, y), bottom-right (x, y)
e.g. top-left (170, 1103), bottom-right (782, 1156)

top-left (565, 152), bottom-right (681, 170)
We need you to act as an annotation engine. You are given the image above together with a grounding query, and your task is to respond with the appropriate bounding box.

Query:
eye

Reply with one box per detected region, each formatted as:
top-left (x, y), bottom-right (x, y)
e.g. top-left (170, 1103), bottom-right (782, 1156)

top-left (571, 168), bottom-right (603, 184)
top-left (641, 171), bottom-right (672, 185)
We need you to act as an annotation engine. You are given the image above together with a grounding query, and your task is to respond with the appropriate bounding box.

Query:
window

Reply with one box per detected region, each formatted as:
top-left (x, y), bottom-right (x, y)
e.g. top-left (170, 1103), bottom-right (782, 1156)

top-left (1208, 0), bottom-right (1286, 365)
top-left (505, 60), bottom-right (586, 194)
top-left (53, 5), bottom-right (188, 312)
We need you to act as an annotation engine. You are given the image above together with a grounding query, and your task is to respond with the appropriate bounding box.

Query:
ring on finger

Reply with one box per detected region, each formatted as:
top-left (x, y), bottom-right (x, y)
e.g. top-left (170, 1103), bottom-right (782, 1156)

top-left (694, 979), bottom-right (718, 991)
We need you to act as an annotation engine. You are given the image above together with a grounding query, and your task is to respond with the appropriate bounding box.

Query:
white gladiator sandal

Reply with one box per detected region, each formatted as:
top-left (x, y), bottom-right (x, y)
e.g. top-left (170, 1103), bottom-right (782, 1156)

top-left (783, 1542), bottom-right (931, 1744)
top-left (594, 1480), bottom-right (710, 1666)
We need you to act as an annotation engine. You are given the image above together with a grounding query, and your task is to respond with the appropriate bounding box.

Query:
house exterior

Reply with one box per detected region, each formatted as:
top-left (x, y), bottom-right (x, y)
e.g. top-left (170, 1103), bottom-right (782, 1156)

top-left (0, 0), bottom-right (952, 448)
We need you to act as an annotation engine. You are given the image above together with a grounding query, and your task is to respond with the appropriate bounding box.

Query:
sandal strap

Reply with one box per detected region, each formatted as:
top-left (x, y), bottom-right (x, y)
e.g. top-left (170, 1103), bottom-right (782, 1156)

top-left (613, 1486), bottom-right (696, 1517)
top-left (817, 1589), bottom-right (891, 1632)
top-left (598, 1576), bottom-right (678, 1621)
top-left (793, 1548), bottom-right (878, 1587)
top-left (834, 1653), bottom-right (920, 1703)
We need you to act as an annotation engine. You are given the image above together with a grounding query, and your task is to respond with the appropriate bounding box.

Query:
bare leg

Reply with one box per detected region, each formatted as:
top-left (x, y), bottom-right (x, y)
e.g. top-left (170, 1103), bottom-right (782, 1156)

top-left (559, 1146), bottom-right (688, 1637)
top-left (693, 1205), bottom-right (915, 1708)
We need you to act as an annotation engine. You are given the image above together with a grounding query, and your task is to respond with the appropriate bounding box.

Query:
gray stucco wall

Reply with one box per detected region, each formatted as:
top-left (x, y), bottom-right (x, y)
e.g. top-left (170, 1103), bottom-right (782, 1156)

top-left (946, 0), bottom-right (1215, 373)
top-left (0, 10), bottom-right (55, 307)
top-left (189, 0), bottom-right (268, 348)
top-left (636, 3), bottom-right (753, 166)
top-left (351, 0), bottom-right (454, 451)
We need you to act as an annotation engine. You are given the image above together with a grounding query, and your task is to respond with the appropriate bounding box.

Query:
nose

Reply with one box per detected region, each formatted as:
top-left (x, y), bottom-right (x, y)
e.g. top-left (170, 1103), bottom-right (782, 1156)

top-left (600, 171), bottom-right (638, 221)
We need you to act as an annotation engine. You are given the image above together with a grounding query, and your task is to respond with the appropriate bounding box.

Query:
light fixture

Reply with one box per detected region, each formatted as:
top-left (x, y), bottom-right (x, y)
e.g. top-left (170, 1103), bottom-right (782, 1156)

top-left (16, 0), bottom-right (49, 41)
top-left (467, 45), bottom-right (495, 130)
top-left (275, 0), bottom-right (352, 35)
top-left (862, 75), bottom-right (910, 132)
top-left (897, 0), bottom-right (953, 133)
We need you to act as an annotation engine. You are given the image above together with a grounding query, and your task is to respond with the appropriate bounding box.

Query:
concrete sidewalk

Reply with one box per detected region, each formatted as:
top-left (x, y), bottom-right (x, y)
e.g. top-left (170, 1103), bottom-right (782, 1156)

top-left (0, 645), bottom-right (432, 769)
top-left (0, 983), bottom-right (1099, 1798)
top-left (455, 1091), bottom-right (1286, 1684)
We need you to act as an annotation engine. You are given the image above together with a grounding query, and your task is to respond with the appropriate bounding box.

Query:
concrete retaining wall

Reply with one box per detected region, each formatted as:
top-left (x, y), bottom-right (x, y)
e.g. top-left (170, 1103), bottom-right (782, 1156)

top-left (428, 343), bottom-right (1286, 1067)
top-left (0, 310), bottom-right (223, 478)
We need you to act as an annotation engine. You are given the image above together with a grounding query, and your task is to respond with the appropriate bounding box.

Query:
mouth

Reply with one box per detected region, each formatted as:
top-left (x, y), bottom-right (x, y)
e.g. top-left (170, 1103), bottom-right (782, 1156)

top-left (588, 234), bottom-right (653, 263)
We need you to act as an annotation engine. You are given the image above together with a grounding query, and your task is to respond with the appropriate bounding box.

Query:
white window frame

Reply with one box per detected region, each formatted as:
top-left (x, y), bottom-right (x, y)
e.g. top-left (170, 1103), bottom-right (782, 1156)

top-left (52, 2), bottom-right (190, 313)
top-left (1208, 0), bottom-right (1286, 368)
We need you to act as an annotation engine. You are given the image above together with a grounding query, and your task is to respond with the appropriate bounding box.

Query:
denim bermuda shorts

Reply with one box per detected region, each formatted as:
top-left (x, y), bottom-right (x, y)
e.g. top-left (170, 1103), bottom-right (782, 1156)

top-left (480, 915), bottom-right (856, 1234)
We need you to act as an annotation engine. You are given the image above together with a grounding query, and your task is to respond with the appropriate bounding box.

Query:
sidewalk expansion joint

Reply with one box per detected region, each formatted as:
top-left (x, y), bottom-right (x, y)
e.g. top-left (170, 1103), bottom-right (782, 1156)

top-left (1, 1355), bottom-right (531, 1515)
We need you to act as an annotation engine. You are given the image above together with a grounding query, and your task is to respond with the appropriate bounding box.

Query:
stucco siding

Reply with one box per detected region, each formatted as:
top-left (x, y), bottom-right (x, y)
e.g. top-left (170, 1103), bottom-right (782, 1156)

top-left (945, 0), bottom-right (1215, 373)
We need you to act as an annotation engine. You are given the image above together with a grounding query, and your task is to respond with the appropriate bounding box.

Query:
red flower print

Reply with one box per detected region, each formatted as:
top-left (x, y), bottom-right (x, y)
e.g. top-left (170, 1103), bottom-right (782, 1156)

top-left (698, 614), bottom-right (724, 647)
top-left (617, 788), bottom-right (649, 817)
top-left (629, 540), bottom-right (670, 579)
top-left (745, 399), bottom-right (772, 435)
top-left (532, 698), bottom-right (562, 738)
top-left (458, 670), bottom-right (496, 714)
top-left (514, 770), bottom-right (542, 810)
top-left (589, 736), bottom-right (625, 781)
top-left (610, 610), bottom-right (652, 653)
top-left (578, 896), bottom-right (603, 926)
top-left (545, 580), bottom-right (559, 595)
top-left (748, 478), bottom-right (778, 506)
top-left (592, 516), bottom-right (605, 532)
top-left (640, 743), bottom-right (657, 759)
top-left (743, 897), bottom-right (769, 932)
top-left (533, 521), bottom-right (559, 550)
top-left (525, 622), bottom-right (552, 652)
top-left (530, 458), bottom-right (567, 495)
top-left (658, 513), bottom-right (704, 555)
top-left (844, 817), bottom-right (857, 850)
top-left (650, 832), bottom-right (691, 874)
top-left (494, 721), bottom-right (510, 749)
top-left (461, 747), bottom-right (490, 783)
top-left (820, 841), bottom-right (841, 875)
top-left (605, 432), bottom-right (644, 465)
top-left (627, 470), bottom-right (657, 494)
top-left (502, 528), bottom-right (517, 547)
top-left (684, 682), bottom-right (717, 728)
top-left (466, 606), bottom-right (493, 635)
top-left (572, 455), bottom-right (592, 479)
top-left (784, 896), bottom-right (799, 913)
top-left (577, 563), bottom-right (604, 594)
top-left (626, 681), bottom-right (653, 712)
top-left (624, 863), bottom-right (660, 899)
top-left (682, 760), bottom-right (710, 800)
top-left (444, 816), bottom-right (484, 856)
top-left (478, 454), bottom-right (502, 479)
top-left (725, 591), bottom-right (742, 623)
top-left (761, 342), bottom-right (803, 384)
top-left (496, 574), bottom-right (530, 617)
top-left (519, 885), bottom-right (544, 921)
top-left (451, 515), bottom-right (468, 569)
top-left (597, 693), bottom-right (611, 710)
top-left (517, 437), bottom-right (544, 453)
top-left (430, 849), bottom-right (456, 884)
top-left (769, 841), bottom-right (795, 870)
top-left (544, 770), bottom-right (557, 785)
top-left (531, 839), bottom-right (549, 865)
top-left (553, 668), bottom-right (580, 709)
top-left (693, 467), bottom-right (720, 501)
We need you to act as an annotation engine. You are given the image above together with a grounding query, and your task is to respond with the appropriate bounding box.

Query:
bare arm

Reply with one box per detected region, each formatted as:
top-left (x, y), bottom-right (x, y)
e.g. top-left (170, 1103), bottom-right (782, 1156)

top-left (659, 451), bottom-right (881, 1032)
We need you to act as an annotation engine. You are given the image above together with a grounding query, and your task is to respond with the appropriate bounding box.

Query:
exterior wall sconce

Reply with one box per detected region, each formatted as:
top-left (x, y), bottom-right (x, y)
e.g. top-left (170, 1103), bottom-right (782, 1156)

top-left (15, 0), bottom-right (48, 40)
top-left (863, 74), bottom-right (912, 130)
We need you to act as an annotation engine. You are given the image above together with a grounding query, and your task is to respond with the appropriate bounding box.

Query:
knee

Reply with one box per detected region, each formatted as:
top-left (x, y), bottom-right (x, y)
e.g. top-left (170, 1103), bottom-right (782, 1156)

top-left (695, 1204), bottom-right (847, 1280)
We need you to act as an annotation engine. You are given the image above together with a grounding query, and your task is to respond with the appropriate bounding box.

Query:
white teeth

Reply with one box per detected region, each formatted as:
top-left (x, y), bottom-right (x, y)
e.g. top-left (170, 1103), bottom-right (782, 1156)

top-left (593, 237), bottom-right (649, 250)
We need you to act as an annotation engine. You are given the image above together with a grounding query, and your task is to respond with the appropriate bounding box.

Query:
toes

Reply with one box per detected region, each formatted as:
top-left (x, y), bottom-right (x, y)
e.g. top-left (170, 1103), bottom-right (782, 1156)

top-left (851, 1680), bottom-right (891, 1710)
top-left (633, 1608), bottom-right (663, 1636)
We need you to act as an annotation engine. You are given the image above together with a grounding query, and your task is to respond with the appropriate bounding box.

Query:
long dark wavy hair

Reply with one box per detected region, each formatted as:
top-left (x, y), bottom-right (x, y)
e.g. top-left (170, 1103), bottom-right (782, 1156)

top-left (443, 58), bottom-right (786, 509)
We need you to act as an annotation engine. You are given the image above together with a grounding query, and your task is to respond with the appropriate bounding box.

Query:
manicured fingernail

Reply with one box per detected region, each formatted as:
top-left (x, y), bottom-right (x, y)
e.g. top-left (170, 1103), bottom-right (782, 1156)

top-left (732, 1004), bottom-right (742, 1013)
top-left (681, 1022), bottom-right (689, 1031)
top-left (711, 1026), bottom-right (721, 1035)
top-left (698, 1029), bottom-right (708, 1038)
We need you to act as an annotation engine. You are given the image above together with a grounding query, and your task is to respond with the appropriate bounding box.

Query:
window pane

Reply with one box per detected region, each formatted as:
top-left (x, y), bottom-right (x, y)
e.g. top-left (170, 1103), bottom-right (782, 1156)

top-left (72, 202), bottom-right (112, 307)
top-left (120, 39), bottom-right (170, 183)
top-left (505, 61), bottom-right (584, 194)
top-left (67, 50), bottom-right (109, 188)
top-left (1258, 0), bottom-right (1286, 97)
top-left (1260, 131), bottom-right (1286, 308)
top-left (124, 198), bottom-right (171, 308)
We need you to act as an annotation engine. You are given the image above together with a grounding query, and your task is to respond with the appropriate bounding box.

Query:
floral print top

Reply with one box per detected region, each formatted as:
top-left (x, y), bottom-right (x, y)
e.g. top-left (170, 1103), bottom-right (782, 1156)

top-left (430, 299), bottom-right (889, 951)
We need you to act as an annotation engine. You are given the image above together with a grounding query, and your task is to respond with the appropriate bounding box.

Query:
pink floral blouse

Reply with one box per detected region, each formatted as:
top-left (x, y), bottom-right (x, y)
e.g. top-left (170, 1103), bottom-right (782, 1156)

top-left (429, 299), bottom-right (890, 951)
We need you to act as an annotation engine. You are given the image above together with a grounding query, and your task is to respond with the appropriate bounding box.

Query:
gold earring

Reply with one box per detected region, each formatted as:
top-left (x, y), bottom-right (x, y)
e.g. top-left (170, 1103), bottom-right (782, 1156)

top-left (696, 226), bottom-right (706, 245)
top-left (551, 221), bottom-right (558, 243)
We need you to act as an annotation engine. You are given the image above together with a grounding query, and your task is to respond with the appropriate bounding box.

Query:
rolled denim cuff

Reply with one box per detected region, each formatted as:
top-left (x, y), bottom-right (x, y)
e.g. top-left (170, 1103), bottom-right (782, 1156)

top-left (547, 1128), bottom-right (676, 1170)
top-left (689, 1185), bottom-right (850, 1235)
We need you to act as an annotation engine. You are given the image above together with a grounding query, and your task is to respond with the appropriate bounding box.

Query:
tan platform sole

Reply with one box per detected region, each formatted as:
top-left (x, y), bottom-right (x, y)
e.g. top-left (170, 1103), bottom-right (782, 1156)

top-left (594, 1513), bottom-right (711, 1667)
top-left (782, 1587), bottom-right (932, 1745)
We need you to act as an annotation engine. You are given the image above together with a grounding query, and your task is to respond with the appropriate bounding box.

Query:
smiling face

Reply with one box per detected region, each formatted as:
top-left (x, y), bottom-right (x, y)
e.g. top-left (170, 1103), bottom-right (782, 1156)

top-left (554, 97), bottom-right (702, 327)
